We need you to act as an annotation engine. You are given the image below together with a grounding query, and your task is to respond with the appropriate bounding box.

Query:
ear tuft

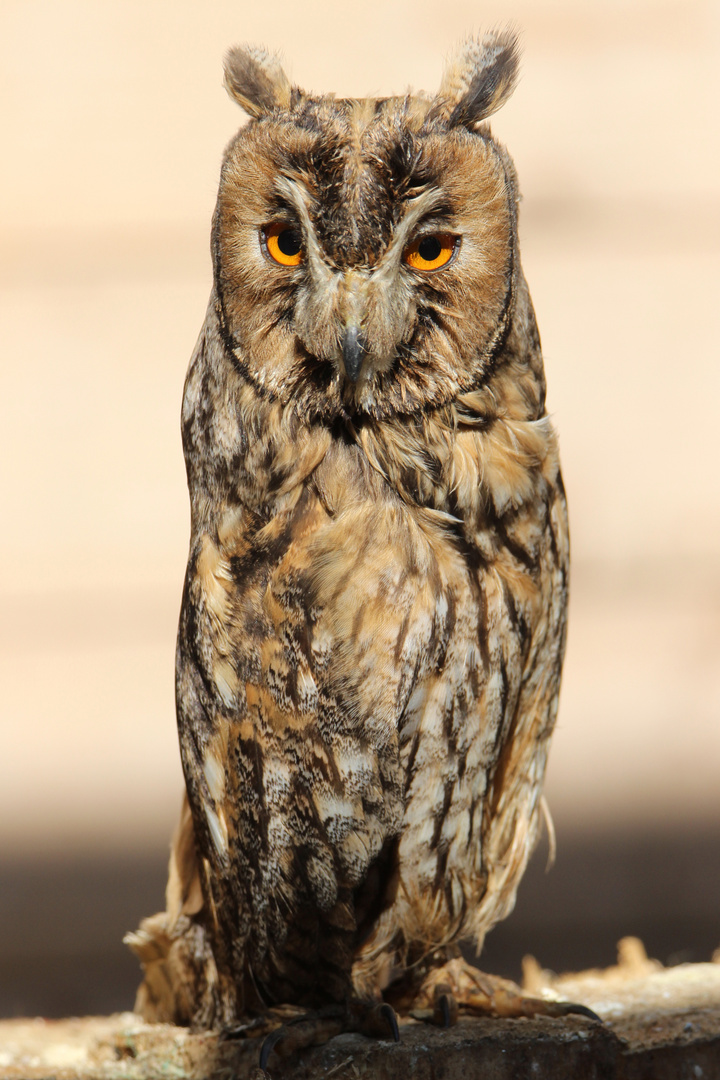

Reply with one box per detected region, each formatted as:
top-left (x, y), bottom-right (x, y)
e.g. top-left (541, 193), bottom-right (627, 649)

top-left (433, 30), bottom-right (520, 128)
top-left (223, 46), bottom-right (293, 118)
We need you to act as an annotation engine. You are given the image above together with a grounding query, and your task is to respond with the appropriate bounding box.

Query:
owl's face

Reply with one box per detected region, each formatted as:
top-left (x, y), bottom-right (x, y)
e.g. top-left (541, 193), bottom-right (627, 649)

top-left (213, 39), bottom-right (520, 423)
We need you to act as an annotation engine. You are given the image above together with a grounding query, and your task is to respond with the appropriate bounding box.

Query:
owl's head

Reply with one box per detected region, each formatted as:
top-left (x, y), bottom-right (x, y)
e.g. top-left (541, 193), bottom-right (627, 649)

top-left (213, 32), bottom-right (522, 423)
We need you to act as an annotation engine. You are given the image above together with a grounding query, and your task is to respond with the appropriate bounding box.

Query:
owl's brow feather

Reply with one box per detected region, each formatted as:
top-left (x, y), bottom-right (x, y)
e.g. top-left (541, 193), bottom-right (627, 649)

top-left (274, 174), bottom-right (335, 282)
top-left (276, 172), bottom-right (451, 281)
top-left (368, 186), bottom-right (449, 283)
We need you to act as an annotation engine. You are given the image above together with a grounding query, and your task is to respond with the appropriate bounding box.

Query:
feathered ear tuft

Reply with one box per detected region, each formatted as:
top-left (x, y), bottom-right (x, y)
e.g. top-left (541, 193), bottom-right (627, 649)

top-left (432, 30), bottom-right (520, 129)
top-left (223, 46), bottom-right (294, 117)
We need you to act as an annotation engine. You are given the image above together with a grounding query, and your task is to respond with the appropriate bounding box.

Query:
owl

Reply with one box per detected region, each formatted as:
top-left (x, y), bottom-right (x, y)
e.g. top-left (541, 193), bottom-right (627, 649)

top-left (127, 29), bottom-right (584, 1058)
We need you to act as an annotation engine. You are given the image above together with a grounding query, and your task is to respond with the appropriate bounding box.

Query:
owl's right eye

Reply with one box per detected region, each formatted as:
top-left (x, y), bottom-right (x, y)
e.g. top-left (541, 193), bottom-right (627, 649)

top-left (262, 223), bottom-right (304, 267)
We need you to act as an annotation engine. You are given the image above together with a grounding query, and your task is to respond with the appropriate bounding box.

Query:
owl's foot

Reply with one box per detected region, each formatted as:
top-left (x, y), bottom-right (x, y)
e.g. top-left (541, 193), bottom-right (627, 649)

top-left (256, 999), bottom-right (399, 1075)
top-left (402, 957), bottom-right (600, 1026)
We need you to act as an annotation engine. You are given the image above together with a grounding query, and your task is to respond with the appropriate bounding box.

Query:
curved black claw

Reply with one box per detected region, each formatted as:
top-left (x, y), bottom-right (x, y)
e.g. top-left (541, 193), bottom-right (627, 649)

top-left (259, 1026), bottom-right (286, 1072)
top-left (430, 990), bottom-right (459, 1028)
top-left (357, 1001), bottom-right (400, 1042)
top-left (256, 1000), bottom-right (401, 1072)
top-left (562, 1001), bottom-right (603, 1023)
top-left (379, 1002), bottom-right (401, 1043)
top-left (258, 1007), bottom-right (346, 1071)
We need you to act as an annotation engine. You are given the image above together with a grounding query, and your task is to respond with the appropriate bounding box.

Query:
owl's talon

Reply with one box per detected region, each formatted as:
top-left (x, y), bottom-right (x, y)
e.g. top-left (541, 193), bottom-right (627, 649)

top-left (258, 1019), bottom-right (325, 1067)
top-left (433, 991), bottom-right (458, 1028)
top-left (257, 1000), bottom-right (398, 1069)
top-left (553, 1001), bottom-right (602, 1023)
top-left (353, 1000), bottom-right (400, 1042)
top-left (405, 958), bottom-right (602, 1026)
top-left (486, 988), bottom-right (603, 1023)
top-left (258, 1026), bottom-right (285, 1071)
top-left (258, 1014), bottom-right (344, 1068)
top-left (379, 1002), bottom-right (401, 1042)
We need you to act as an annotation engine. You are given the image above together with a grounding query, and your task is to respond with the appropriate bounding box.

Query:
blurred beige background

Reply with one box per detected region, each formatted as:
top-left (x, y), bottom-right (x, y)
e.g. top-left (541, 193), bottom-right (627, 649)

top-left (1, 0), bottom-right (719, 1016)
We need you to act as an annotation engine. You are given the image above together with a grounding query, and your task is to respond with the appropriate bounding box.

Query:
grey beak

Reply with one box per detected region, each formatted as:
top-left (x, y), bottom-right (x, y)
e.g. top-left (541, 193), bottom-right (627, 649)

top-left (342, 326), bottom-right (366, 382)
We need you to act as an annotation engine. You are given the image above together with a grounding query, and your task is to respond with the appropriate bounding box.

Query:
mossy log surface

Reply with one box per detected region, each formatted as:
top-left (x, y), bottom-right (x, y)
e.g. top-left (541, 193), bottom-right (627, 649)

top-left (1, 942), bottom-right (719, 1079)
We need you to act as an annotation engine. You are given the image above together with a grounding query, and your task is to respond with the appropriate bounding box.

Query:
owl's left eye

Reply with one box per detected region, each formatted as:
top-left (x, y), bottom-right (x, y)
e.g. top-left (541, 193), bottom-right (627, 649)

top-left (403, 233), bottom-right (459, 272)
top-left (262, 223), bottom-right (304, 267)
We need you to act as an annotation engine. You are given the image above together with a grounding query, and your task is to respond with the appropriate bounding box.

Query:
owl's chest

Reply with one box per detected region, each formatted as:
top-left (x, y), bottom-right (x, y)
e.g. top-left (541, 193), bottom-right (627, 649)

top-left (190, 406), bottom-right (561, 749)
top-left (224, 476), bottom-right (541, 735)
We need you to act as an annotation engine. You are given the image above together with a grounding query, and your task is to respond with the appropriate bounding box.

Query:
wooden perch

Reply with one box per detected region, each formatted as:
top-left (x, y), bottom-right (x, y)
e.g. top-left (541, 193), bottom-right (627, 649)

top-left (1, 941), bottom-right (719, 1079)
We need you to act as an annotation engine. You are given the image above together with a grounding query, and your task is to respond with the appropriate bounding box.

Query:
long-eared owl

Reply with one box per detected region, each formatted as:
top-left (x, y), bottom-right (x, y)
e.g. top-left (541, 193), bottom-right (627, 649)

top-left (128, 30), bottom-right (570, 1032)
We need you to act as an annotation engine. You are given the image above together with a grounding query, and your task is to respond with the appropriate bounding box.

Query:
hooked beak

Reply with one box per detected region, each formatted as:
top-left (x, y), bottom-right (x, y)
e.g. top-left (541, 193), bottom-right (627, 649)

top-left (342, 326), bottom-right (367, 383)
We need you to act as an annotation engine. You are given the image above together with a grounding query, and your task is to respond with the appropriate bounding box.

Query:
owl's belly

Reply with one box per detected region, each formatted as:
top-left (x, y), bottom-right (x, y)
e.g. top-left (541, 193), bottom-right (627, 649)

top-left (392, 560), bottom-right (527, 927)
top-left (179, 467), bottom-right (562, 1007)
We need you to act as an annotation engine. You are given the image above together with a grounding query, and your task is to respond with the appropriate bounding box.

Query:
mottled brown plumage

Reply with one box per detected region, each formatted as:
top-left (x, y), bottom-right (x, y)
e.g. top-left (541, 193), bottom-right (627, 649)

top-left (127, 31), bottom-right (570, 1035)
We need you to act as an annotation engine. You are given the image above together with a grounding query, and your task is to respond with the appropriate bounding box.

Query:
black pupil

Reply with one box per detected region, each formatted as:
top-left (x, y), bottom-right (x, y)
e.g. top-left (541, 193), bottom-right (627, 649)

top-left (418, 236), bottom-right (443, 262)
top-left (277, 228), bottom-right (301, 257)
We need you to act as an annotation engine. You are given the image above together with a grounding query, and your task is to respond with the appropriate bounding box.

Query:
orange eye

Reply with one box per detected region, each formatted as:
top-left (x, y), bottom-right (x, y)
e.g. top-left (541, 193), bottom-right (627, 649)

top-left (263, 222), bottom-right (303, 267)
top-left (403, 233), bottom-right (459, 272)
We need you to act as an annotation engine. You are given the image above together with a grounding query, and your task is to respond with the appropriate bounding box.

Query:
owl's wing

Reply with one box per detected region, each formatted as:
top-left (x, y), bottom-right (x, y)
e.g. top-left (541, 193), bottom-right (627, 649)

top-left (346, 399), bottom-right (570, 979)
top-left (470, 467), bottom-right (569, 944)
